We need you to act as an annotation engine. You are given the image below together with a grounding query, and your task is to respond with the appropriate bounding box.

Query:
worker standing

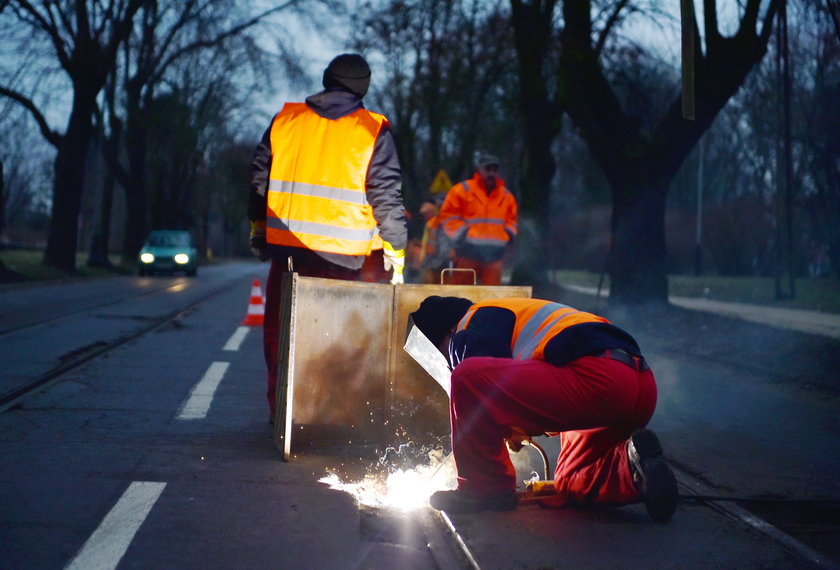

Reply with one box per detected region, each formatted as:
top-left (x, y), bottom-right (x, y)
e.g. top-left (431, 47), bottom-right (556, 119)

top-left (249, 53), bottom-right (408, 422)
top-left (418, 194), bottom-right (450, 284)
top-left (439, 155), bottom-right (517, 285)
top-left (408, 296), bottom-right (678, 522)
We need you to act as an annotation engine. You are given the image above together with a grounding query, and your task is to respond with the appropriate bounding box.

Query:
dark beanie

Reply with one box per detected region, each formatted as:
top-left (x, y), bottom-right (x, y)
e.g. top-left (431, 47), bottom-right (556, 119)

top-left (323, 53), bottom-right (371, 98)
top-left (409, 296), bottom-right (474, 348)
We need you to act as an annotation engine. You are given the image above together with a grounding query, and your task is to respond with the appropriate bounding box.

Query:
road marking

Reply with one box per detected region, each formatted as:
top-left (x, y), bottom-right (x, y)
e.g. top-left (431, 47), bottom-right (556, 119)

top-left (177, 361), bottom-right (229, 420)
top-left (65, 481), bottom-right (166, 570)
top-left (223, 326), bottom-right (250, 351)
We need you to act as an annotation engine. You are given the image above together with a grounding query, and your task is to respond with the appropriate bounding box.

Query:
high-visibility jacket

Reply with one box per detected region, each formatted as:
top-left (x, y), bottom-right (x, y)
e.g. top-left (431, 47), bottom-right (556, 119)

top-left (451, 297), bottom-right (640, 367)
top-left (266, 102), bottom-right (387, 256)
top-left (440, 173), bottom-right (518, 262)
top-left (419, 215), bottom-right (442, 260)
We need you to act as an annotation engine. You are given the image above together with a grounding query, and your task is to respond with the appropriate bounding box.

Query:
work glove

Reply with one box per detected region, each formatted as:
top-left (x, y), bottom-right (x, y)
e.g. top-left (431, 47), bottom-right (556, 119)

top-left (249, 220), bottom-right (269, 262)
top-left (382, 240), bottom-right (405, 285)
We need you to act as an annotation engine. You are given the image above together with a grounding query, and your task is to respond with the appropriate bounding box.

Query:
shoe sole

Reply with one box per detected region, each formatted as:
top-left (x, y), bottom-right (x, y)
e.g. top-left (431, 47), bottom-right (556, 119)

top-left (629, 429), bottom-right (679, 522)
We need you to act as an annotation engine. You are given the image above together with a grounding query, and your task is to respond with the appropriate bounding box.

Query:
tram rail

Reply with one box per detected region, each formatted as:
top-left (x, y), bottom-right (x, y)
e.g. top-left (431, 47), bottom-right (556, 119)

top-left (0, 278), bottom-right (230, 413)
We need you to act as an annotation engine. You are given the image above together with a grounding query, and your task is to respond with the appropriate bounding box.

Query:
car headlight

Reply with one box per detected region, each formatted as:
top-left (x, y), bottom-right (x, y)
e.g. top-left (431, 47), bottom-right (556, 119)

top-left (174, 253), bottom-right (190, 264)
top-left (140, 253), bottom-right (155, 263)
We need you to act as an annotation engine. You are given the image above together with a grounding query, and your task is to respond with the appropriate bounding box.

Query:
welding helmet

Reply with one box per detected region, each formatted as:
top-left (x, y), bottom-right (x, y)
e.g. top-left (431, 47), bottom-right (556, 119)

top-left (409, 296), bottom-right (473, 349)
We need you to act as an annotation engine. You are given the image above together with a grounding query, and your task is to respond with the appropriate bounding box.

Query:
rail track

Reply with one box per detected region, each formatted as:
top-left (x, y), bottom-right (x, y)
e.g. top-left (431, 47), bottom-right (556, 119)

top-left (0, 275), bottom-right (233, 413)
top-left (1, 269), bottom-right (837, 568)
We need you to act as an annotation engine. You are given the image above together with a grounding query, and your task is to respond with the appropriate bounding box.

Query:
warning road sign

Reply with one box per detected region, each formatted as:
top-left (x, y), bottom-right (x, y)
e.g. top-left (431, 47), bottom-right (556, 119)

top-left (429, 170), bottom-right (453, 195)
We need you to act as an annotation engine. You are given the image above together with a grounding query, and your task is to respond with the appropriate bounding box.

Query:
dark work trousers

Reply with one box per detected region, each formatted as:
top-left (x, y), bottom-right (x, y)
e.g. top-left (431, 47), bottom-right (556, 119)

top-left (448, 355), bottom-right (657, 503)
top-left (263, 253), bottom-right (359, 417)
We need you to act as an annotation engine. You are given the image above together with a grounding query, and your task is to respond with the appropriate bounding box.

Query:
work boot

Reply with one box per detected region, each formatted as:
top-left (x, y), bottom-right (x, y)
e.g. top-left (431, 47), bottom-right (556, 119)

top-left (627, 428), bottom-right (679, 522)
top-left (429, 489), bottom-right (517, 514)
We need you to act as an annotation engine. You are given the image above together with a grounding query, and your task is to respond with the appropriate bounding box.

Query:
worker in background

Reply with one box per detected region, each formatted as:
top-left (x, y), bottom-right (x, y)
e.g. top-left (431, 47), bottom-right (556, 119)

top-left (418, 193), bottom-right (450, 284)
top-left (249, 53), bottom-right (408, 422)
top-left (408, 296), bottom-right (678, 522)
top-left (439, 155), bottom-right (517, 285)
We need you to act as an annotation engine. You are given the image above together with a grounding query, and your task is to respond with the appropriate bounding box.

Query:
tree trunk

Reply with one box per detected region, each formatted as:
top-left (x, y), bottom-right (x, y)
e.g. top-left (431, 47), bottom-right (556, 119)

top-left (121, 104), bottom-right (149, 262)
top-left (511, 0), bottom-right (560, 223)
top-left (122, 179), bottom-right (148, 263)
top-left (556, 0), bottom-right (779, 305)
top-left (87, 159), bottom-right (115, 268)
top-left (519, 114), bottom-right (557, 222)
top-left (43, 96), bottom-right (95, 272)
top-left (609, 179), bottom-right (669, 305)
top-left (0, 158), bottom-right (5, 240)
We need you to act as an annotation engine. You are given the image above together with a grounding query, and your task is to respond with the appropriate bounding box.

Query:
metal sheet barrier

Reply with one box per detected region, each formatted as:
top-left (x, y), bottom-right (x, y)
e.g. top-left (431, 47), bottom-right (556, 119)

top-left (273, 274), bottom-right (531, 460)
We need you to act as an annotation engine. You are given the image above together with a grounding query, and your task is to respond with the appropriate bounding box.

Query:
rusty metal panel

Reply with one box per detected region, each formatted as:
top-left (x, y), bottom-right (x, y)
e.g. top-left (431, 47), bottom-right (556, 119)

top-left (388, 284), bottom-right (532, 447)
top-left (274, 275), bottom-right (531, 459)
top-left (274, 274), bottom-right (394, 458)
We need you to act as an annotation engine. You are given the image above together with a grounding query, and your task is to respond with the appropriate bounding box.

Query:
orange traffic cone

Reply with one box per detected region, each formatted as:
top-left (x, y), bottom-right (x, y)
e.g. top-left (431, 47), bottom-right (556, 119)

top-left (242, 279), bottom-right (265, 326)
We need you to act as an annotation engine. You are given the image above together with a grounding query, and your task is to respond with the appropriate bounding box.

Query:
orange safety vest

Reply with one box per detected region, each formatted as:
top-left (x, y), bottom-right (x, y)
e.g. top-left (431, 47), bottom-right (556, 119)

top-left (419, 215), bottom-right (441, 261)
top-left (370, 229), bottom-right (383, 251)
top-left (266, 102), bottom-right (387, 255)
top-left (441, 174), bottom-right (517, 250)
top-left (456, 298), bottom-right (609, 361)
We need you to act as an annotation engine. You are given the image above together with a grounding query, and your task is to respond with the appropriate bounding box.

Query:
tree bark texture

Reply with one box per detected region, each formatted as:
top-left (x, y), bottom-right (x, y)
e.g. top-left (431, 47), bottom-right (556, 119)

top-left (558, 0), bottom-right (779, 305)
top-left (511, 0), bottom-right (562, 224)
top-left (43, 94), bottom-right (97, 272)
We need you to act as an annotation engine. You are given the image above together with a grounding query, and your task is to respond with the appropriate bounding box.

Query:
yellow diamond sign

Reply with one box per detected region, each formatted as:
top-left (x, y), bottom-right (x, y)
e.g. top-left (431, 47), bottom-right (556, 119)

top-left (428, 169), bottom-right (453, 195)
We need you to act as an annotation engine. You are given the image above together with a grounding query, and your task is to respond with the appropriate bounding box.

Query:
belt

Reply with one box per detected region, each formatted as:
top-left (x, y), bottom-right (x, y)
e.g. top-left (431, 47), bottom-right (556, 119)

top-left (599, 349), bottom-right (650, 372)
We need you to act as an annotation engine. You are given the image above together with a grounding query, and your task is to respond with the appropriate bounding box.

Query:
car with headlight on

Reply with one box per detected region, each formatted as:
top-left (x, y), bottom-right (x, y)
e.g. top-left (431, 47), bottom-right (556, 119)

top-left (138, 230), bottom-right (198, 276)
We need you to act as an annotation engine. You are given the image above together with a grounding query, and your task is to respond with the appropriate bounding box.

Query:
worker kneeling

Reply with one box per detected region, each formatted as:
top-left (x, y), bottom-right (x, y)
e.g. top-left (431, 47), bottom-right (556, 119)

top-left (409, 296), bottom-right (678, 522)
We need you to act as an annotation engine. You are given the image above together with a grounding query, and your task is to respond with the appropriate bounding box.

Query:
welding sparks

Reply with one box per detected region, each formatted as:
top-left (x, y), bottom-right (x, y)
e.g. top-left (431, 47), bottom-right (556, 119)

top-left (319, 449), bottom-right (456, 511)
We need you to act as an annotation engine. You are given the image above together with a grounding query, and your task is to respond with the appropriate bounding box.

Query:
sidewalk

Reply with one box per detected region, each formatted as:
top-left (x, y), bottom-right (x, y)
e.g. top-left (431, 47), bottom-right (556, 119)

top-left (557, 283), bottom-right (840, 340)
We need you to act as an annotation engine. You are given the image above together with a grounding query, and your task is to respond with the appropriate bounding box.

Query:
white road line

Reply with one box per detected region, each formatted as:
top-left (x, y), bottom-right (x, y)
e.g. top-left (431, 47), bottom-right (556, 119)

top-left (177, 361), bottom-right (229, 420)
top-left (65, 481), bottom-right (166, 570)
top-left (223, 326), bottom-right (250, 351)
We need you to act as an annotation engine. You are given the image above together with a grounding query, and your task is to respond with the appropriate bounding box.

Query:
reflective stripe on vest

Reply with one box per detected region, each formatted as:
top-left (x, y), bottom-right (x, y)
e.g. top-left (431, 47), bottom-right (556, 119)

top-left (266, 102), bottom-right (385, 255)
top-left (451, 179), bottom-right (514, 246)
top-left (456, 298), bottom-right (609, 361)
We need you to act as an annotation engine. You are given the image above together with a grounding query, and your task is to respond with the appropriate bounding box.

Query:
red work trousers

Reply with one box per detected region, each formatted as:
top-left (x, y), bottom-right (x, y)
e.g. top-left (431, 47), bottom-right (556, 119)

top-left (448, 355), bottom-right (657, 504)
top-left (447, 257), bottom-right (503, 285)
top-left (263, 255), bottom-right (359, 417)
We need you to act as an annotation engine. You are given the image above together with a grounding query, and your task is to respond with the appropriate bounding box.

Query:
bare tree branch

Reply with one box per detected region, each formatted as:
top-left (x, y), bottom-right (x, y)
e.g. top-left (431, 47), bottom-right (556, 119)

top-left (76, 0), bottom-right (91, 42)
top-left (595, 0), bottom-right (629, 58)
top-left (13, 1), bottom-right (73, 71)
top-left (758, 0), bottom-right (781, 45)
top-left (0, 86), bottom-right (62, 147)
top-left (741, 0), bottom-right (763, 36)
top-left (703, 0), bottom-right (719, 48)
top-left (154, 1), bottom-right (301, 80)
top-left (826, 0), bottom-right (840, 41)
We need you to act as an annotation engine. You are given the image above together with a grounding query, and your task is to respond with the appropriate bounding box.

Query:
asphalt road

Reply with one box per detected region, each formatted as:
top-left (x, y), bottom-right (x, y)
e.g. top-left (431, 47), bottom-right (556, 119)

top-left (0, 261), bottom-right (837, 569)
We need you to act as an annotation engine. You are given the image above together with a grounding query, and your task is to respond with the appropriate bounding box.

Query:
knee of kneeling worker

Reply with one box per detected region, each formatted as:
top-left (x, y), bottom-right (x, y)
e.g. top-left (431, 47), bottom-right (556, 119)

top-left (450, 358), bottom-right (497, 394)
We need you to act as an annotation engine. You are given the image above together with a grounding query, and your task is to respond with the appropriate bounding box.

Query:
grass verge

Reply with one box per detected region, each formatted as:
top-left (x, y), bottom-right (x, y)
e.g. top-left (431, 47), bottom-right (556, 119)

top-left (550, 269), bottom-right (840, 314)
top-left (3, 251), bottom-right (837, 314)
top-left (0, 249), bottom-right (134, 284)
